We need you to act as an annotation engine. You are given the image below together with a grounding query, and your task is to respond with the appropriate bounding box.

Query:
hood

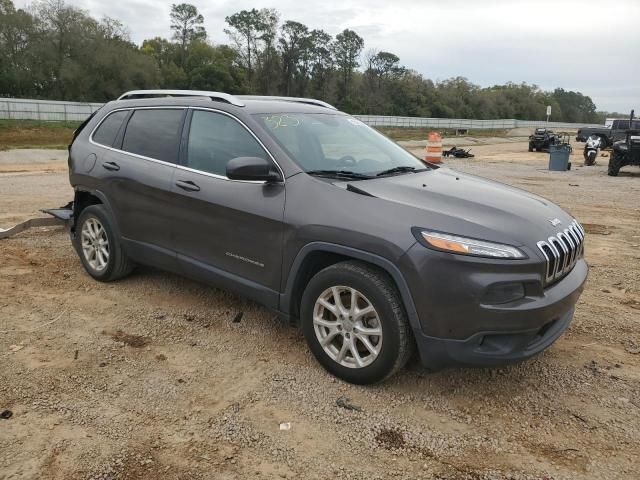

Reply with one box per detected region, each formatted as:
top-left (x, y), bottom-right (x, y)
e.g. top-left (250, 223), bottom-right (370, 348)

top-left (337, 167), bottom-right (574, 248)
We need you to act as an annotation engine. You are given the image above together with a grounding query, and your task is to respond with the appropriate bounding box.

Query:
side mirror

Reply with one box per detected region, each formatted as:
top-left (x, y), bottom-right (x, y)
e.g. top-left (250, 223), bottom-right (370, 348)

top-left (226, 157), bottom-right (282, 183)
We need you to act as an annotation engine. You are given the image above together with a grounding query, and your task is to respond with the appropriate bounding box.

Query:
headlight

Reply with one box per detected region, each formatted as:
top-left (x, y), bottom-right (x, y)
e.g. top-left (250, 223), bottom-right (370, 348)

top-left (417, 230), bottom-right (526, 259)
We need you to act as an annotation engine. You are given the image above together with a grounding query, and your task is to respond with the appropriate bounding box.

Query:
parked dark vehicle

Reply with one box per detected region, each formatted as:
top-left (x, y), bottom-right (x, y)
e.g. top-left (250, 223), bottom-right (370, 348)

top-left (608, 130), bottom-right (640, 176)
top-left (68, 90), bottom-right (588, 384)
top-left (576, 119), bottom-right (640, 148)
top-left (528, 128), bottom-right (559, 152)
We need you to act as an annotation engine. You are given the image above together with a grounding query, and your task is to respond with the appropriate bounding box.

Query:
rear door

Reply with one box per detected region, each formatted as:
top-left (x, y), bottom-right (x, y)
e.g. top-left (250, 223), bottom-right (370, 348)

top-left (169, 108), bottom-right (286, 304)
top-left (98, 107), bottom-right (186, 269)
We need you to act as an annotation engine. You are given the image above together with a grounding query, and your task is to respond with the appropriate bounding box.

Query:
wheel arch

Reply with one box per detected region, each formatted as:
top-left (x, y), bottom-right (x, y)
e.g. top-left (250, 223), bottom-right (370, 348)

top-left (280, 242), bottom-right (422, 334)
top-left (73, 188), bottom-right (121, 238)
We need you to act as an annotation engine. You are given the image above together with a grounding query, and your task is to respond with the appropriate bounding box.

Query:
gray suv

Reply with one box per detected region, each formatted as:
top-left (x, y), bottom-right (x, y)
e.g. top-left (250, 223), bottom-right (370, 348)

top-left (68, 90), bottom-right (588, 384)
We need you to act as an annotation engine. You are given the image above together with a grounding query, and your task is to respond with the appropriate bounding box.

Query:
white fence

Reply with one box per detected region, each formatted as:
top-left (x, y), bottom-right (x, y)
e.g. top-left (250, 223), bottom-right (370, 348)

top-left (0, 98), bottom-right (103, 122)
top-left (0, 97), bottom-right (601, 130)
top-left (354, 115), bottom-right (600, 130)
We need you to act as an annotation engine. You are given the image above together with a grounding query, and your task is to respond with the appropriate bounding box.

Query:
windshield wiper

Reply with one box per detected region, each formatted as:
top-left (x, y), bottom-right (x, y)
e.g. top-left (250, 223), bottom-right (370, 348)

top-left (306, 169), bottom-right (374, 179)
top-left (375, 166), bottom-right (426, 177)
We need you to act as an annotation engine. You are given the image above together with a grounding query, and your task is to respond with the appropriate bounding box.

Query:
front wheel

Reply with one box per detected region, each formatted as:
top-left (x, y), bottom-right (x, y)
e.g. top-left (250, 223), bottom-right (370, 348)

top-left (301, 261), bottom-right (414, 384)
top-left (608, 151), bottom-right (624, 176)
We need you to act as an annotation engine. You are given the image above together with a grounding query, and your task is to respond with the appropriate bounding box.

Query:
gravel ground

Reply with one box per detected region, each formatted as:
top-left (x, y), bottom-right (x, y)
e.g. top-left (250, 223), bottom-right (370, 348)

top-left (1, 141), bottom-right (639, 480)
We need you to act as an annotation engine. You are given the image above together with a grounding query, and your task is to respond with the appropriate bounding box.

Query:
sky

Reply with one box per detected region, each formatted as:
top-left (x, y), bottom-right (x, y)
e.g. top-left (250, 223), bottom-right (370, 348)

top-left (15, 0), bottom-right (640, 113)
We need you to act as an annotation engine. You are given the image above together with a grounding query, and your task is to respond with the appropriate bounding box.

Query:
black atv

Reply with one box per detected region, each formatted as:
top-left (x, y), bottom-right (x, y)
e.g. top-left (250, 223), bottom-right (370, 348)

top-left (608, 129), bottom-right (640, 176)
top-left (528, 128), bottom-right (558, 152)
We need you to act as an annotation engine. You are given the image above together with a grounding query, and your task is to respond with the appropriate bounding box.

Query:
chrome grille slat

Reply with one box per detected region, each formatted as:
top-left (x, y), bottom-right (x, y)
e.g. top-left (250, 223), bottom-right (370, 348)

top-left (537, 220), bottom-right (585, 285)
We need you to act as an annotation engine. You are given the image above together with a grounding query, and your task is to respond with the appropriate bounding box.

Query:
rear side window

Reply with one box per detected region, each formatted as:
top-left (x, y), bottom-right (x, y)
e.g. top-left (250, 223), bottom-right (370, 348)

top-left (92, 110), bottom-right (128, 147)
top-left (122, 109), bottom-right (185, 163)
top-left (186, 110), bottom-right (267, 176)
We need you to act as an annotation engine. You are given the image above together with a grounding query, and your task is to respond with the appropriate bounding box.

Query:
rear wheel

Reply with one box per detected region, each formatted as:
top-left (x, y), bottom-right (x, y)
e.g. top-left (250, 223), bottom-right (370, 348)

top-left (301, 261), bottom-right (413, 384)
top-left (528, 142), bottom-right (534, 152)
top-left (74, 205), bottom-right (134, 281)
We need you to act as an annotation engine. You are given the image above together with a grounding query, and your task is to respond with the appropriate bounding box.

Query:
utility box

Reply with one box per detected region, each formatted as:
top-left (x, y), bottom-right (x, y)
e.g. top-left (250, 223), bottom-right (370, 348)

top-left (549, 143), bottom-right (572, 171)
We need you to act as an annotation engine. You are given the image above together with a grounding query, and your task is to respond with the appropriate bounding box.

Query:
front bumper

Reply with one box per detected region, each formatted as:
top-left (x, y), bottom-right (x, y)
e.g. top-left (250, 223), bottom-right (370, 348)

top-left (399, 244), bottom-right (588, 370)
top-left (414, 306), bottom-right (575, 370)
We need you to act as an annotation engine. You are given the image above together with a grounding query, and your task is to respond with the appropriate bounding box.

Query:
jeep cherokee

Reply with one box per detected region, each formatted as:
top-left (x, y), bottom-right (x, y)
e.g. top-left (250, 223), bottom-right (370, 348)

top-left (68, 90), bottom-right (588, 384)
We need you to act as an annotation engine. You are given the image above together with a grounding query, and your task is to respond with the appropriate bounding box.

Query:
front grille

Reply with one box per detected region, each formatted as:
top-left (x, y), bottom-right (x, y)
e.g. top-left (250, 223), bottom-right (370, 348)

top-left (537, 220), bottom-right (585, 285)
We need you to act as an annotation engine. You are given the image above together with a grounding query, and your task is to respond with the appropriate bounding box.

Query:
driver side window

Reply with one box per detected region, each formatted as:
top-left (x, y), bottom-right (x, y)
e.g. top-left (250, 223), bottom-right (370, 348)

top-left (187, 110), bottom-right (268, 177)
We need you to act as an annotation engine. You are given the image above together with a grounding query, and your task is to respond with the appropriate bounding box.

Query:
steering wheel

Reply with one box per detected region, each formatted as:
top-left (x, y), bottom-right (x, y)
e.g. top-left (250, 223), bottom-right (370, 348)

top-left (337, 155), bottom-right (357, 168)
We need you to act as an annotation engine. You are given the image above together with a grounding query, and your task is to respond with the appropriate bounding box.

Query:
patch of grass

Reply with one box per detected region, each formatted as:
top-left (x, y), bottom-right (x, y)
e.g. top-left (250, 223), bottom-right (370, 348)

top-left (0, 119), bottom-right (80, 150)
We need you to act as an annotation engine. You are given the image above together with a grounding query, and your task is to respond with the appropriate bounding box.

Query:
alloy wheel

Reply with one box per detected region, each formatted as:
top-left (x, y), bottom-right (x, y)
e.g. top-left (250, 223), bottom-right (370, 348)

top-left (81, 217), bottom-right (109, 272)
top-left (313, 286), bottom-right (383, 368)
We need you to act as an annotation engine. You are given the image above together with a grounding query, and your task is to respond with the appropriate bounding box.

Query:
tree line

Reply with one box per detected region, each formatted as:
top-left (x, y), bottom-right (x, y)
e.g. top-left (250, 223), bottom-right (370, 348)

top-left (0, 0), bottom-right (609, 123)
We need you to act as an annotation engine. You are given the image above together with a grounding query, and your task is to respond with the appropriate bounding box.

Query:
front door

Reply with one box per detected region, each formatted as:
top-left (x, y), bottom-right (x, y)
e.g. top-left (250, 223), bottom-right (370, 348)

top-left (170, 108), bottom-right (286, 306)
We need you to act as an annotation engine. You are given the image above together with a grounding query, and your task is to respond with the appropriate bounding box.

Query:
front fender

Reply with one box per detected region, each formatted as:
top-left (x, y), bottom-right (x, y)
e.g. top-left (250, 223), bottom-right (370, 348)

top-left (279, 242), bottom-right (422, 335)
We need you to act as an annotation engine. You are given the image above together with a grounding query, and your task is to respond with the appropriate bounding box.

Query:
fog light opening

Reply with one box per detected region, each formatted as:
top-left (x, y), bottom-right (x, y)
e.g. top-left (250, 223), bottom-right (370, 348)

top-left (481, 282), bottom-right (525, 305)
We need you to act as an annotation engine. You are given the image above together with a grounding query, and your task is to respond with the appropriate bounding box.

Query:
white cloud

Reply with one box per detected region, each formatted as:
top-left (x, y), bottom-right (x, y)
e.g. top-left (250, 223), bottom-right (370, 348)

top-left (14, 0), bottom-right (640, 112)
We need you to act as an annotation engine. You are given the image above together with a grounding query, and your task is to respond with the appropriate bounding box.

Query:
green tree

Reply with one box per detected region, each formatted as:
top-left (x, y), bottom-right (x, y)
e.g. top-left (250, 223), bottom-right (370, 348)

top-left (332, 29), bottom-right (363, 108)
top-left (278, 20), bottom-right (308, 96)
top-left (225, 9), bottom-right (265, 84)
top-left (170, 3), bottom-right (206, 67)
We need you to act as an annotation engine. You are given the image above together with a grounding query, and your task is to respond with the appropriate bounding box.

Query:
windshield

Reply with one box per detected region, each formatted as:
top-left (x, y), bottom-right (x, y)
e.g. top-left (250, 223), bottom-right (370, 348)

top-left (253, 113), bottom-right (427, 176)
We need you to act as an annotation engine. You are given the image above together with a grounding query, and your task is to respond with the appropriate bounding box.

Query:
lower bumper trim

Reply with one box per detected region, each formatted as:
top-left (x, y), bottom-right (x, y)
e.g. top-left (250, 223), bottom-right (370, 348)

top-left (415, 307), bottom-right (574, 370)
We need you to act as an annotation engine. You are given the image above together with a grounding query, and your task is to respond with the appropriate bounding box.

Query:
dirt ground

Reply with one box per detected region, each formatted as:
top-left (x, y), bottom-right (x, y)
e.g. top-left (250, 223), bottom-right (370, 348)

top-left (1, 140), bottom-right (639, 480)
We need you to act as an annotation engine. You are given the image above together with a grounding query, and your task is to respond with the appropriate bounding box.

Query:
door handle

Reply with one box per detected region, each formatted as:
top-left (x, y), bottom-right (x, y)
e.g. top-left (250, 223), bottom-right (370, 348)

top-left (175, 179), bottom-right (200, 192)
top-left (102, 161), bottom-right (120, 171)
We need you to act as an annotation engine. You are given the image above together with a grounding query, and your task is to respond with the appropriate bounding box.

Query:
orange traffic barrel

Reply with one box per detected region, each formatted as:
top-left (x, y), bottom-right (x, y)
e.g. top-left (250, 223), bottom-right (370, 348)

top-left (424, 131), bottom-right (442, 164)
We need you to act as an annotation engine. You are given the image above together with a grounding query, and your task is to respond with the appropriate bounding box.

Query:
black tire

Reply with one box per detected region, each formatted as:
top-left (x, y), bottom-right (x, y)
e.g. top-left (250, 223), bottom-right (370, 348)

top-left (74, 205), bottom-right (134, 281)
top-left (608, 151), bottom-right (623, 176)
top-left (300, 261), bottom-right (414, 384)
top-left (585, 150), bottom-right (596, 166)
top-left (528, 143), bottom-right (534, 152)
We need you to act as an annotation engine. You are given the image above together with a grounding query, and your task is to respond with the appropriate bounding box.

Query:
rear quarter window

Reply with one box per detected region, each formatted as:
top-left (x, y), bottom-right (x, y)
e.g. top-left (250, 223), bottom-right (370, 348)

top-left (121, 109), bottom-right (185, 163)
top-left (91, 110), bottom-right (129, 147)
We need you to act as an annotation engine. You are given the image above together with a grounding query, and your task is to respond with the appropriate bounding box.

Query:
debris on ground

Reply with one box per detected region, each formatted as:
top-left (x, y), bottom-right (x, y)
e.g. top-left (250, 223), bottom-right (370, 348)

top-left (336, 396), bottom-right (362, 412)
top-left (233, 311), bottom-right (244, 323)
top-left (442, 146), bottom-right (475, 158)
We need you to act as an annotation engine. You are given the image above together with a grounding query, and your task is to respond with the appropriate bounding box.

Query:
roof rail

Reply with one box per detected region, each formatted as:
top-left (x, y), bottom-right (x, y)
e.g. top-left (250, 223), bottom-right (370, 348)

top-left (117, 90), bottom-right (245, 107)
top-left (238, 95), bottom-right (337, 110)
